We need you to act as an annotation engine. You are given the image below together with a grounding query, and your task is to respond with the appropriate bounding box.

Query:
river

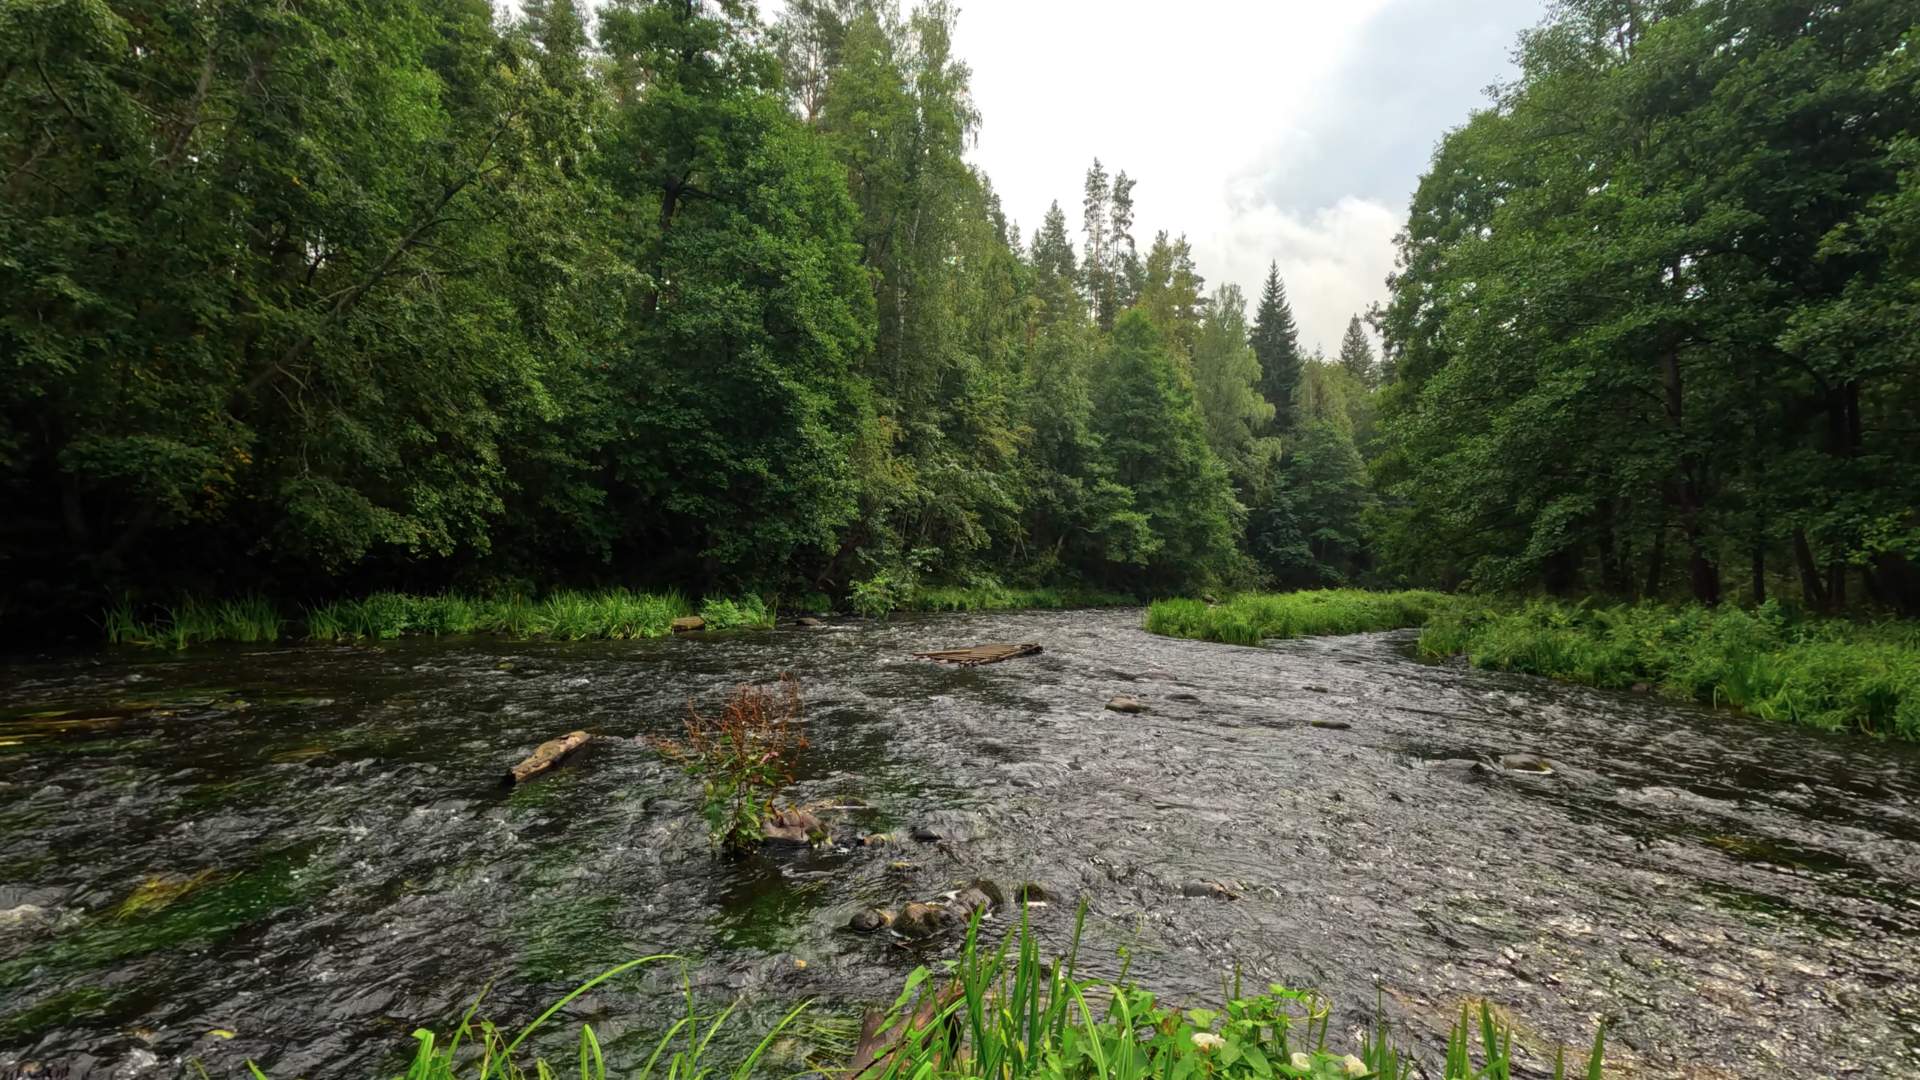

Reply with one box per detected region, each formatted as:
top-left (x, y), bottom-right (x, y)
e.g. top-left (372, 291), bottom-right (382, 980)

top-left (2, 609), bottom-right (1917, 1077)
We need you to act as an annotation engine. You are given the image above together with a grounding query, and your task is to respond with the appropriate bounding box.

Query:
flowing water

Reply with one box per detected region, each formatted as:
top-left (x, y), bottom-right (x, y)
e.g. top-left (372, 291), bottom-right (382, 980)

top-left (2, 610), bottom-right (1918, 1079)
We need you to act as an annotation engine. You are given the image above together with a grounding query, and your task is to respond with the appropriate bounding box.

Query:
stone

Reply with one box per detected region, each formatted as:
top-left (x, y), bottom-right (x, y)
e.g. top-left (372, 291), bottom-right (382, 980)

top-left (1301, 685), bottom-right (1331, 693)
top-left (796, 617), bottom-right (825, 627)
top-left (893, 901), bottom-right (949, 938)
top-left (763, 807), bottom-right (828, 845)
top-left (1631, 682), bottom-right (1653, 693)
top-left (848, 908), bottom-right (893, 933)
top-left (861, 832), bottom-right (894, 847)
top-left (671, 616), bottom-right (705, 633)
top-left (1180, 880), bottom-right (1233, 900)
top-left (1499, 753), bottom-right (1556, 775)
top-left (1308, 719), bottom-right (1351, 730)
top-left (0, 904), bottom-right (49, 930)
top-left (950, 886), bottom-right (994, 915)
top-left (1106, 696), bottom-right (1145, 714)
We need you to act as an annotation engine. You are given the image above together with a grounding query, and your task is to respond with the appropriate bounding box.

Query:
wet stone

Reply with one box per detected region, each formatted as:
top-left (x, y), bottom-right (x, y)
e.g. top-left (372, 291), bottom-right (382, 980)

top-left (1180, 880), bottom-right (1233, 900)
top-left (1106, 696), bottom-right (1145, 714)
top-left (1308, 719), bottom-right (1352, 730)
top-left (893, 901), bottom-right (948, 938)
top-left (848, 908), bottom-right (892, 933)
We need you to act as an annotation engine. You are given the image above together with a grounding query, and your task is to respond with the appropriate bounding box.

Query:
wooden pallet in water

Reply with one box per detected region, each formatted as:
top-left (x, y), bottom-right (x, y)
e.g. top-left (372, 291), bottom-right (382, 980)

top-left (911, 642), bottom-right (1043, 666)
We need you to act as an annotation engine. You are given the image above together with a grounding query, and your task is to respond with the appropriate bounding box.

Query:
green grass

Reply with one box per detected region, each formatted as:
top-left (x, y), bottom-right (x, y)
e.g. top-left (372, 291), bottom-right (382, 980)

top-left (102, 589), bottom-right (778, 647)
top-left (103, 594), bottom-right (282, 648)
top-left (1144, 590), bottom-right (1451, 647)
top-left (905, 584), bottom-right (1139, 613)
top-left (1420, 599), bottom-right (1920, 741)
top-left (260, 906), bottom-right (1603, 1080)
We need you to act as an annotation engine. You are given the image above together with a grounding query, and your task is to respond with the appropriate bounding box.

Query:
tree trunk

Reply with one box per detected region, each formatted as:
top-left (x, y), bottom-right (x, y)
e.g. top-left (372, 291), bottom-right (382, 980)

top-left (1643, 521), bottom-right (1667, 599)
top-left (1792, 528), bottom-right (1828, 610)
top-left (1660, 348), bottom-right (1719, 605)
top-left (1750, 546), bottom-right (1765, 605)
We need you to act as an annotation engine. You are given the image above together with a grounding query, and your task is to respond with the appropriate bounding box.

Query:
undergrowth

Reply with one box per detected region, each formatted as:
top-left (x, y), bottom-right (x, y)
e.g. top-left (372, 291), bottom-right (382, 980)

top-left (1144, 590), bottom-right (1450, 646)
top-left (1421, 599), bottom-right (1920, 741)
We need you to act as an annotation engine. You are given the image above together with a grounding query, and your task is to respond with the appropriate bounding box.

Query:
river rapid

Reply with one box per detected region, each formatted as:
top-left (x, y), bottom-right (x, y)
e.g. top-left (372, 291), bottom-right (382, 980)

top-left (2, 609), bottom-right (1917, 1078)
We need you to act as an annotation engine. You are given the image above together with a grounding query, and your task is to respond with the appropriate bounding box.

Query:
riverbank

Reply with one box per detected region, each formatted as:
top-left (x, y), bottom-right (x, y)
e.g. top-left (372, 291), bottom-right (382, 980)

top-left (96, 582), bottom-right (1140, 648)
top-left (1145, 591), bottom-right (1920, 742)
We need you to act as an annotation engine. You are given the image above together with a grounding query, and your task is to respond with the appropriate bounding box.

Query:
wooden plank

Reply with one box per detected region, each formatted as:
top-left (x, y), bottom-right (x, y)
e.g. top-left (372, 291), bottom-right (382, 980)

top-left (910, 642), bottom-right (1042, 666)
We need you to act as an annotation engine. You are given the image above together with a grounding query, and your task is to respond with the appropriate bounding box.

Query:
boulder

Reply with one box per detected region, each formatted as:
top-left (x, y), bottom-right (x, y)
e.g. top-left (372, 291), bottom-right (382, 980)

top-left (763, 807), bottom-right (827, 845)
top-left (671, 616), bottom-right (705, 634)
top-left (848, 908), bottom-right (894, 933)
top-left (1106, 696), bottom-right (1145, 714)
top-left (504, 730), bottom-right (591, 785)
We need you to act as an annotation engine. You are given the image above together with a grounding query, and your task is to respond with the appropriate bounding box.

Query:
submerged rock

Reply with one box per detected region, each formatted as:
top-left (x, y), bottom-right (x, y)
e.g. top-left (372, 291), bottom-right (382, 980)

top-left (848, 907), bottom-right (893, 933)
top-left (1106, 696), bottom-right (1145, 714)
top-left (1308, 718), bottom-right (1352, 730)
top-left (1499, 753), bottom-right (1556, 775)
top-left (795, 617), bottom-right (825, 628)
top-left (910, 809), bottom-right (988, 843)
top-left (950, 886), bottom-right (994, 915)
top-left (1180, 880), bottom-right (1234, 900)
top-left (1016, 882), bottom-right (1052, 904)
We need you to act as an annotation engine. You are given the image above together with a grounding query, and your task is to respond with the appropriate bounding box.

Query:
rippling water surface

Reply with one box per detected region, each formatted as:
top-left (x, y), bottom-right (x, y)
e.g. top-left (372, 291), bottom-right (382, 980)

top-left (3, 610), bottom-right (1918, 1077)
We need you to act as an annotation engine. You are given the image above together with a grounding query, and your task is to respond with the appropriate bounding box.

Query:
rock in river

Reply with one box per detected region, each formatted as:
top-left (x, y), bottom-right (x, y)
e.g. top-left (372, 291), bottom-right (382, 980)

top-left (848, 907), bottom-right (893, 933)
top-left (1106, 696), bottom-right (1145, 714)
top-left (1499, 753), bottom-right (1556, 775)
top-left (670, 616), bottom-right (705, 633)
top-left (1180, 880), bottom-right (1234, 900)
top-left (1308, 718), bottom-right (1351, 730)
top-left (893, 901), bottom-right (949, 938)
top-left (763, 807), bottom-right (827, 845)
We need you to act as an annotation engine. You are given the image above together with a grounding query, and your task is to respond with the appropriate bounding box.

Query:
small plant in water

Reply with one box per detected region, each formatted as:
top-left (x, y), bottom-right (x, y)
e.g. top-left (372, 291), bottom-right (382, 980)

top-left (652, 674), bottom-right (808, 853)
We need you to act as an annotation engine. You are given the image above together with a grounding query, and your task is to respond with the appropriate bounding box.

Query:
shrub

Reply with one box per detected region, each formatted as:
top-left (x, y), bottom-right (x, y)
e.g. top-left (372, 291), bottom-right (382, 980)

top-left (651, 675), bottom-right (808, 852)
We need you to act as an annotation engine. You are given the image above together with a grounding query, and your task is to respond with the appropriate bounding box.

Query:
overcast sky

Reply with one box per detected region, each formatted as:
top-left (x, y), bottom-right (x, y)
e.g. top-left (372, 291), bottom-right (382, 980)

top-left (949, 0), bottom-right (1546, 354)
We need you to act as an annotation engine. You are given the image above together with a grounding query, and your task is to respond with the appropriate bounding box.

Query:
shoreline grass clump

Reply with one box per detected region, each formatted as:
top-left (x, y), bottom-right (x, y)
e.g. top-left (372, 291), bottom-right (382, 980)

top-left (1144, 590), bottom-right (1450, 646)
top-left (905, 583), bottom-right (1138, 613)
top-left (271, 909), bottom-right (1603, 1080)
top-left (1420, 599), bottom-right (1920, 741)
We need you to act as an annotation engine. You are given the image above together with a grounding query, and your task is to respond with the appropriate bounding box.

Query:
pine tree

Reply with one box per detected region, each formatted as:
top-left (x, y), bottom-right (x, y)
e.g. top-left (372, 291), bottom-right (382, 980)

top-left (1110, 170), bottom-right (1143, 311)
top-left (1250, 263), bottom-right (1303, 435)
top-left (1081, 159), bottom-right (1115, 329)
top-left (1337, 315), bottom-right (1376, 387)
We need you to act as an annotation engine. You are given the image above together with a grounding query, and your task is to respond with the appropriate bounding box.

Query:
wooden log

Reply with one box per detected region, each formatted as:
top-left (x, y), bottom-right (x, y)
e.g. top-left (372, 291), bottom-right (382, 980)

top-left (848, 980), bottom-right (966, 1079)
top-left (910, 642), bottom-right (1042, 667)
top-left (504, 730), bottom-right (590, 785)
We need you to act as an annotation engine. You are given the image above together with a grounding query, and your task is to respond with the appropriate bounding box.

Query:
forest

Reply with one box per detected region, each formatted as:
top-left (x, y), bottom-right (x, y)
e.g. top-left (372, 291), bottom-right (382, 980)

top-left (2, 0), bottom-right (1917, 630)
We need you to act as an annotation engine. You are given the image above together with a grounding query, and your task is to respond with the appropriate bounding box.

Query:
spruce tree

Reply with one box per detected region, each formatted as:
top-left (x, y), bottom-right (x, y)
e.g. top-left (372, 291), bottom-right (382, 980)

top-left (1250, 263), bottom-right (1303, 435)
top-left (1337, 315), bottom-right (1376, 387)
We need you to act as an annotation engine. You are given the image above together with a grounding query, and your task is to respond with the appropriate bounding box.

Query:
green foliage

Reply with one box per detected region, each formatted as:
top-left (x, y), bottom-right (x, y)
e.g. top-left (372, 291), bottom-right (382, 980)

top-left (699, 595), bottom-right (773, 632)
top-left (1145, 591), bottom-right (1451, 647)
top-left (102, 596), bottom-right (282, 648)
top-left (651, 676), bottom-right (809, 853)
top-left (1374, 0), bottom-right (1920, 609)
top-left (906, 582), bottom-right (1137, 612)
top-left (850, 572), bottom-right (912, 620)
top-left (1420, 600), bottom-right (1920, 740)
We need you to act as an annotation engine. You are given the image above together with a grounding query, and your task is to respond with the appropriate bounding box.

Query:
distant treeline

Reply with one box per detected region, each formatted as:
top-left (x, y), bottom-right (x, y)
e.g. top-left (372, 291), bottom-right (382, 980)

top-left (2, 0), bottom-right (1916, 633)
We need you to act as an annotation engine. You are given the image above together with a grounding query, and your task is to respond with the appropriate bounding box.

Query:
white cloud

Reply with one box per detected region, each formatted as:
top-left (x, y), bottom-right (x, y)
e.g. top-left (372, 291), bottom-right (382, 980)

top-left (950, 0), bottom-right (1538, 353)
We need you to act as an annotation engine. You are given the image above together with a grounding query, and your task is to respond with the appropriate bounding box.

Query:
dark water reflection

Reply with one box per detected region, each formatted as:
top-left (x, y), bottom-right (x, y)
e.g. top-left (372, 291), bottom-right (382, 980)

top-left (2, 610), bottom-right (1918, 1077)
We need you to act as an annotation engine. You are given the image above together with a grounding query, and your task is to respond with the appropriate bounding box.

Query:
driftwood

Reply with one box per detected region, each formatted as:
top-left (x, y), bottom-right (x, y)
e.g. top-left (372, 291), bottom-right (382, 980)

top-left (504, 730), bottom-right (590, 785)
top-left (911, 643), bottom-right (1042, 667)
